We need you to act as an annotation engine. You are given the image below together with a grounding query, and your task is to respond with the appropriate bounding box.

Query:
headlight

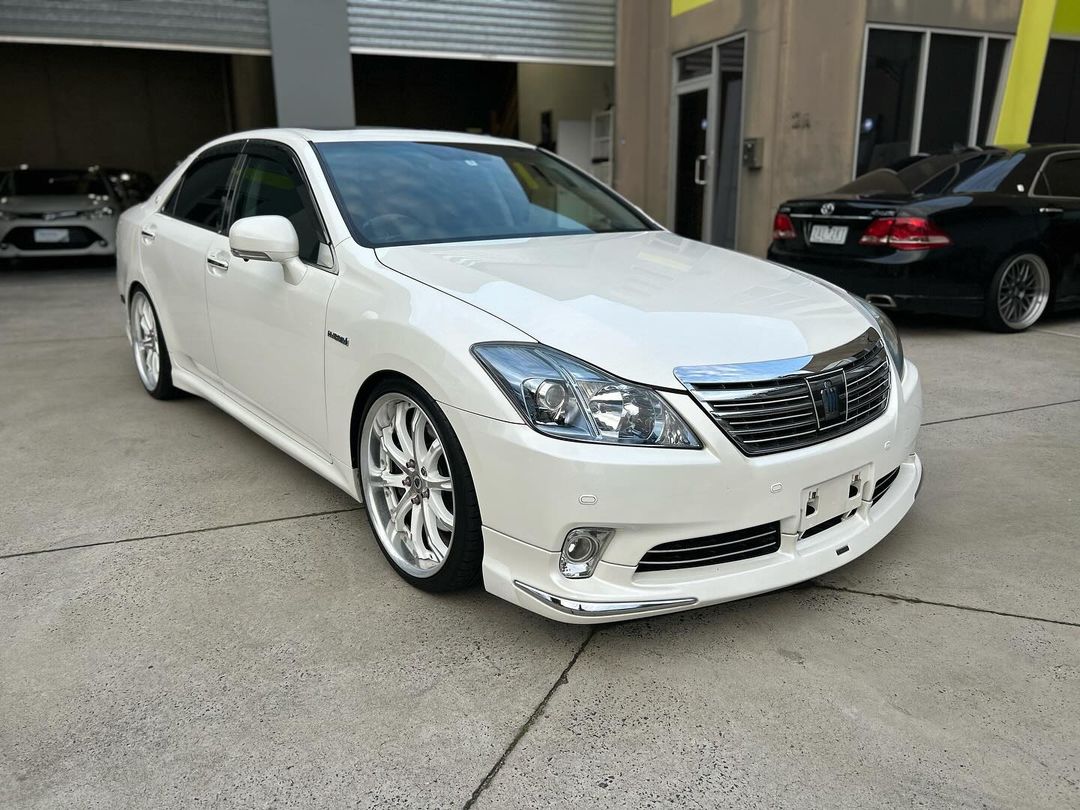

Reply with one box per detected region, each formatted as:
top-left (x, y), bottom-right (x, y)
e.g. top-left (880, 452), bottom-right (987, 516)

top-left (79, 206), bottom-right (115, 220)
top-left (849, 296), bottom-right (904, 376)
top-left (472, 343), bottom-right (701, 448)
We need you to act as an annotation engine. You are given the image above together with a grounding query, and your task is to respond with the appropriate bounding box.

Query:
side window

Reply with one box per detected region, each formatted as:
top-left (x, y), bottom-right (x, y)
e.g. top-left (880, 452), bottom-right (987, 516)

top-left (166, 155), bottom-right (237, 230)
top-left (1038, 155), bottom-right (1080, 198)
top-left (232, 151), bottom-right (322, 264)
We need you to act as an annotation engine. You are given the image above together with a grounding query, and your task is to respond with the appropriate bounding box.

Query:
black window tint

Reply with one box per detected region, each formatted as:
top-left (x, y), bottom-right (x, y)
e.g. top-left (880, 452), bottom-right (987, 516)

top-left (232, 152), bottom-right (321, 263)
top-left (168, 156), bottom-right (236, 230)
top-left (952, 153), bottom-right (1025, 193)
top-left (856, 29), bottom-right (922, 175)
top-left (1039, 155), bottom-right (1080, 197)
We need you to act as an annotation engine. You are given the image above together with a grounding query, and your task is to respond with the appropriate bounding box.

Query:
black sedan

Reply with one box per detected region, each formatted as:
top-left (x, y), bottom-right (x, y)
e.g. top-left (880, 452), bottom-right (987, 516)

top-left (767, 145), bottom-right (1080, 331)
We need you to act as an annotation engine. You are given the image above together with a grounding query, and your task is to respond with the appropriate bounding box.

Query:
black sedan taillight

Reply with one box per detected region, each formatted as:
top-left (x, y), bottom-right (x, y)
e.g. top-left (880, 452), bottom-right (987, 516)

top-left (859, 217), bottom-right (950, 250)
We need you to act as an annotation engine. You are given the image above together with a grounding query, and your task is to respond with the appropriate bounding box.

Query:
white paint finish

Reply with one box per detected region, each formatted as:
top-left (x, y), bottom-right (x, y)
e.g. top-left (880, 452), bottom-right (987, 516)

top-left (206, 245), bottom-right (337, 456)
top-left (376, 231), bottom-right (870, 388)
top-left (116, 127), bottom-right (924, 623)
top-left (135, 212), bottom-right (219, 378)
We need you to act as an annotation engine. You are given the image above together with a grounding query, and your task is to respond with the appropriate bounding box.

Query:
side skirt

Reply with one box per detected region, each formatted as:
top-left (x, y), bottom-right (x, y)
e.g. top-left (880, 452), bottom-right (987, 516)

top-left (171, 366), bottom-right (362, 503)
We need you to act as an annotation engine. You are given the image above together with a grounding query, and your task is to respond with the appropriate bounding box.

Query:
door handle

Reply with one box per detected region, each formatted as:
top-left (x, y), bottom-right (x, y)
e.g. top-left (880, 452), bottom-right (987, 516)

top-left (206, 253), bottom-right (230, 273)
top-left (140, 228), bottom-right (156, 242)
top-left (694, 154), bottom-right (708, 186)
top-left (1039, 206), bottom-right (1064, 214)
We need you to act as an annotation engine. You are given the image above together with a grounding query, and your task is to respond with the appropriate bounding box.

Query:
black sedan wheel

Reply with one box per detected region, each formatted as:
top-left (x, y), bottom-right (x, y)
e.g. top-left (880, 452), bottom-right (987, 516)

top-left (984, 253), bottom-right (1051, 332)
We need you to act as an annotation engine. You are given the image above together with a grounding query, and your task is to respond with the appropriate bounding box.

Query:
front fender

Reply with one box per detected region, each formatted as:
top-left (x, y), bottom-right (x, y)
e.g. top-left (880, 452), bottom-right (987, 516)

top-left (324, 244), bottom-right (529, 464)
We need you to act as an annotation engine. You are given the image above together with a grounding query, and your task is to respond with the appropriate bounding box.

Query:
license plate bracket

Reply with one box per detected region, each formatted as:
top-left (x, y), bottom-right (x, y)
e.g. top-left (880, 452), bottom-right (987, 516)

top-left (800, 465), bottom-right (871, 534)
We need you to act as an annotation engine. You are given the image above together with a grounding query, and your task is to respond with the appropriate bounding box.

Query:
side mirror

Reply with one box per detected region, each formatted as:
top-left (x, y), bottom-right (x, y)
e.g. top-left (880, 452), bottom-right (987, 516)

top-left (229, 215), bottom-right (306, 285)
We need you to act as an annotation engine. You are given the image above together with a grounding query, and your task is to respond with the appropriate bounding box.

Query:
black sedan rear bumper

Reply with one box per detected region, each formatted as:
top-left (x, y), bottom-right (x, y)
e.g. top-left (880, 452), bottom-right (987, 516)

top-left (766, 246), bottom-right (985, 318)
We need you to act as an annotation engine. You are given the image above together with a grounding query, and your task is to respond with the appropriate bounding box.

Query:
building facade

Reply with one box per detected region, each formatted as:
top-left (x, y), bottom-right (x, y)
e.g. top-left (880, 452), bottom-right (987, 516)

top-left (615, 0), bottom-right (1080, 257)
top-left (0, 0), bottom-right (615, 178)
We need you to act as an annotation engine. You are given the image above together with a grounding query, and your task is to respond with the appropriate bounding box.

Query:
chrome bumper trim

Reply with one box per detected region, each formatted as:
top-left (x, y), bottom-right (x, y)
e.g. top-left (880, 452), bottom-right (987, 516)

top-left (513, 580), bottom-right (697, 618)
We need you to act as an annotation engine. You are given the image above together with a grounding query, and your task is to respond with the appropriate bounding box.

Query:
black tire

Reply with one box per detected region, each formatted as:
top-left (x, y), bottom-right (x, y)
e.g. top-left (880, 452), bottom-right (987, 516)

top-left (129, 288), bottom-right (181, 400)
top-left (981, 252), bottom-right (1052, 333)
top-left (357, 377), bottom-right (483, 592)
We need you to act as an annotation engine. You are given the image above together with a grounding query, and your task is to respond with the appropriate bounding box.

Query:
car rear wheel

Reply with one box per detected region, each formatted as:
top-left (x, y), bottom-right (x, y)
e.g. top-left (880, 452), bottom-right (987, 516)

top-left (129, 289), bottom-right (180, 399)
top-left (358, 379), bottom-right (483, 592)
top-left (983, 253), bottom-right (1051, 332)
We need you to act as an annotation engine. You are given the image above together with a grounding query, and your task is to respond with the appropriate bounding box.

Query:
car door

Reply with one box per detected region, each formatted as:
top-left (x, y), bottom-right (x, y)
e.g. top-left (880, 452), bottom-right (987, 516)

top-left (204, 140), bottom-right (337, 455)
top-left (138, 144), bottom-right (243, 379)
top-left (1031, 150), bottom-right (1080, 306)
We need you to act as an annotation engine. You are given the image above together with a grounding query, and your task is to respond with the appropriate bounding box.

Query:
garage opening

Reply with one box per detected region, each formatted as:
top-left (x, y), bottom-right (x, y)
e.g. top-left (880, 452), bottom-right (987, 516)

top-left (0, 43), bottom-right (274, 182)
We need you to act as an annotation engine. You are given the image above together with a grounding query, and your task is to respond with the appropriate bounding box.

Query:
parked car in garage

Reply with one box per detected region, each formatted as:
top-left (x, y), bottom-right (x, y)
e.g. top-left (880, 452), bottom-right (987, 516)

top-left (767, 145), bottom-right (1080, 331)
top-left (116, 128), bottom-right (922, 623)
top-left (0, 165), bottom-right (119, 260)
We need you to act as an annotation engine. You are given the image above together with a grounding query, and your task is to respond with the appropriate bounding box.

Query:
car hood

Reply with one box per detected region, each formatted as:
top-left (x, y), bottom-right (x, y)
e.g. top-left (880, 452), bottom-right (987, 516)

top-left (0, 195), bottom-right (110, 215)
top-left (375, 231), bottom-right (871, 388)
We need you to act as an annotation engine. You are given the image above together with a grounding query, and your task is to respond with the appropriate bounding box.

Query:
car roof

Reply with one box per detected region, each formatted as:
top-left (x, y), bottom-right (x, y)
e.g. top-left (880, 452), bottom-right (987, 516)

top-left (204, 127), bottom-right (530, 152)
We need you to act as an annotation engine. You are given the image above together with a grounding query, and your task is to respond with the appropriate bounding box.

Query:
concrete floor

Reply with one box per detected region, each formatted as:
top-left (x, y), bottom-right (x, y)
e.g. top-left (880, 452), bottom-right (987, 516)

top-left (2, 265), bottom-right (1078, 808)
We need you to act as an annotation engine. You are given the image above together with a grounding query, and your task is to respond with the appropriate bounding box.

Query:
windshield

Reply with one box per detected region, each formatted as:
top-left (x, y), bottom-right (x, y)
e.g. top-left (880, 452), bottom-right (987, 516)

top-left (316, 141), bottom-right (654, 247)
top-left (0, 168), bottom-right (109, 197)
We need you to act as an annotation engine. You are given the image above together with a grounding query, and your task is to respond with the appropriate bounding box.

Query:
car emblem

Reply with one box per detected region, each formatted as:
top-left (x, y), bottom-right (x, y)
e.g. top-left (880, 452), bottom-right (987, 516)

top-left (820, 202), bottom-right (835, 216)
top-left (807, 371), bottom-right (847, 427)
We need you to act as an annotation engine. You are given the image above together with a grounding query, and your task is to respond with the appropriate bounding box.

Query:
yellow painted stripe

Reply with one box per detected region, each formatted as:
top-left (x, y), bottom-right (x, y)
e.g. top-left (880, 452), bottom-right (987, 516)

top-left (672, 0), bottom-right (713, 17)
top-left (994, 0), bottom-right (1058, 144)
top-left (1052, 0), bottom-right (1080, 34)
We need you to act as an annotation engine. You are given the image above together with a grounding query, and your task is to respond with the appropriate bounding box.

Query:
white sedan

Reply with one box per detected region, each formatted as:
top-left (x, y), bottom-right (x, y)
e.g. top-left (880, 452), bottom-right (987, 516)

top-left (116, 129), bottom-right (923, 623)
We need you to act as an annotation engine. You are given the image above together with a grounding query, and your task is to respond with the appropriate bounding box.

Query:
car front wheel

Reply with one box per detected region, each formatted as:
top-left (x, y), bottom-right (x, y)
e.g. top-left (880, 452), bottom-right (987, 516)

top-left (358, 379), bottom-right (483, 592)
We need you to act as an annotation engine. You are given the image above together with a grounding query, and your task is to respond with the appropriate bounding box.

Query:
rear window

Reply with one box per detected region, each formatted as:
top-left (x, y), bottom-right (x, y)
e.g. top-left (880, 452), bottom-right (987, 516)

top-left (952, 153), bottom-right (1026, 193)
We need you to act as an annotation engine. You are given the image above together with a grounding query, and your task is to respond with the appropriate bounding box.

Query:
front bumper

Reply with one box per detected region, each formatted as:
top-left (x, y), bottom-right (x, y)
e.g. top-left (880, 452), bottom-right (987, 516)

top-left (442, 360), bottom-right (923, 624)
top-left (0, 217), bottom-right (117, 258)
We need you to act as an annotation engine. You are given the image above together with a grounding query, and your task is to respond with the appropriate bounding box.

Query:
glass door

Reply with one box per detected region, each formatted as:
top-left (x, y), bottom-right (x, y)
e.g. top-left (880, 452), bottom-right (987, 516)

top-left (673, 88), bottom-right (709, 239)
top-left (670, 37), bottom-right (745, 248)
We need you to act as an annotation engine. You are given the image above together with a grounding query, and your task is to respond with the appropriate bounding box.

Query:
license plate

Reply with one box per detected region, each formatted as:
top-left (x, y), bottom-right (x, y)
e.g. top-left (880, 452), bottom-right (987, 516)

top-left (800, 465), bottom-right (871, 534)
top-left (808, 224), bottom-right (848, 245)
top-left (33, 228), bottom-right (70, 243)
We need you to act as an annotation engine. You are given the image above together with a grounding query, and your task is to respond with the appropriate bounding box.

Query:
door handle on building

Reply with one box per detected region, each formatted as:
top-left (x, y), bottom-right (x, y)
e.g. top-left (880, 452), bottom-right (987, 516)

top-left (694, 154), bottom-right (708, 186)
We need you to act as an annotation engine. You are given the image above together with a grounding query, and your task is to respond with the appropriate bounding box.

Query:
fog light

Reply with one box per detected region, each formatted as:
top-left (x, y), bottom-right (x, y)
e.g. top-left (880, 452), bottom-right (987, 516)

top-left (559, 527), bottom-right (614, 579)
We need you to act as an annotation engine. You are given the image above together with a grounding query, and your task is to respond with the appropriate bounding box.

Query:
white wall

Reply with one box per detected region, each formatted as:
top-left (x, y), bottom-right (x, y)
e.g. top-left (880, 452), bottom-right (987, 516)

top-left (517, 63), bottom-right (614, 146)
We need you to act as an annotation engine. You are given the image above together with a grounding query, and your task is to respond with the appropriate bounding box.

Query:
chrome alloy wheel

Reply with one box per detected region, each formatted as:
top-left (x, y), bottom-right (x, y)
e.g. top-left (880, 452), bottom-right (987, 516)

top-left (130, 291), bottom-right (160, 391)
top-left (997, 254), bottom-right (1050, 330)
top-left (360, 393), bottom-right (455, 577)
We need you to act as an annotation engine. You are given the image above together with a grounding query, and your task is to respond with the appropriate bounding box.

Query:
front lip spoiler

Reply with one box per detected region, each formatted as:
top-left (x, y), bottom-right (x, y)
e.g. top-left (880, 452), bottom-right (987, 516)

top-left (514, 580), bottom-right (697, 618)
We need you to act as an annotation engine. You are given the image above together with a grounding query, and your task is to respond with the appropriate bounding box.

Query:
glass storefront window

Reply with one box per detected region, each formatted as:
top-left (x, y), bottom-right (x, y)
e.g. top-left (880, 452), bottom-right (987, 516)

top-left (855, 28), bottom-right (1012, 176)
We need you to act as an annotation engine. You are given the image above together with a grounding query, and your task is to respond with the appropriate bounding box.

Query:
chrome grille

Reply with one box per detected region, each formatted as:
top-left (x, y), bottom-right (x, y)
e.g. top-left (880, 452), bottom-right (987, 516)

top-left (636, 522), bottom-right (781, 572)
top-left (675, 330), bottom-right (892, 456)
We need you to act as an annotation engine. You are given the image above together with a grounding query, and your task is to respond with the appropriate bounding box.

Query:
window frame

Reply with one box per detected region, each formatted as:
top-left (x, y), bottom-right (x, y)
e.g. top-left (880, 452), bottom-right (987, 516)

top-left (1029, 149), bottom-right (1080, 200)
top-left (230, 139), bottom-right (335, 271)
top-left (161, 141), bottom-right (246, 233)
top-left (851, 23), bottom-right (1014, 179)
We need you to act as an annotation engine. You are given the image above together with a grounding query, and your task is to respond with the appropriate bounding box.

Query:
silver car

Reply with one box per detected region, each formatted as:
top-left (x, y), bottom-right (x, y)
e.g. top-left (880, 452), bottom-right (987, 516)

top-left (0, 166), bottom-right (120, 260)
